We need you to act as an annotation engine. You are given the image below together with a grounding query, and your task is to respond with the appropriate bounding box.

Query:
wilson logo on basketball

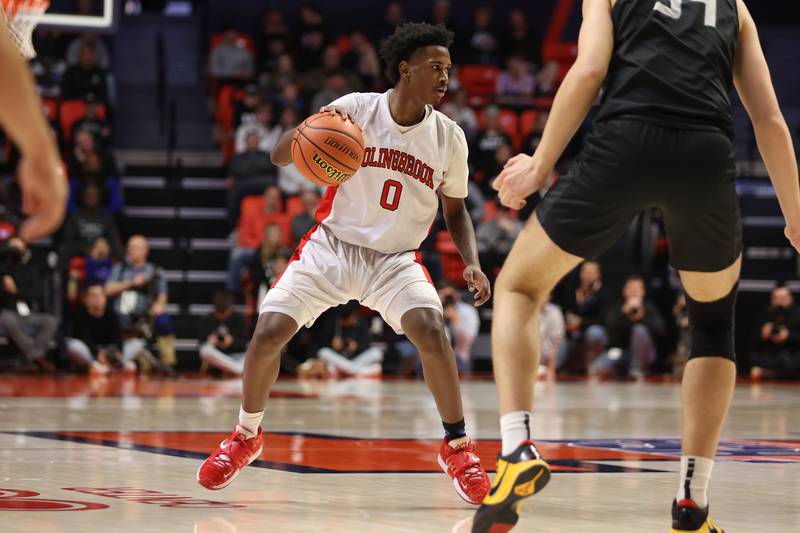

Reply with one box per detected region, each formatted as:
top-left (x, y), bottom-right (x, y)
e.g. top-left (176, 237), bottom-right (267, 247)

top-left (311, 152), bottom-right (352, 183)
top-left (0, 488), bottom-right (109, 511)
top-left (323, 136), bottom-right (360, 163)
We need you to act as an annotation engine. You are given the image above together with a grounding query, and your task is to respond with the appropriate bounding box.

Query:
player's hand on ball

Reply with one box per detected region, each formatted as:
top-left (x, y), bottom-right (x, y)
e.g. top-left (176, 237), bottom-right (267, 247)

top-left (463, 265), bottom-right (491, 307)
top-left (493, 153), bottom-right (547, 210)
top-left (318, 106), bottom-right (355, 124)
top-left (17, 153), bottom-right (66, 242)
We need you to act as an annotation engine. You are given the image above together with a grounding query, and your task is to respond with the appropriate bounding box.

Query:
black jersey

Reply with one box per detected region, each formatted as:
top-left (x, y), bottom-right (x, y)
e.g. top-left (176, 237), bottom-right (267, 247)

top-left (594, 0), bottom-right (739, 136)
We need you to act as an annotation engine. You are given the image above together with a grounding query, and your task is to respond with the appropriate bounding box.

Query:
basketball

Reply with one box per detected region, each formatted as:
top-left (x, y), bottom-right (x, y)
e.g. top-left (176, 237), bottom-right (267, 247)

top-left (291, 112), bottom-right (365, 187)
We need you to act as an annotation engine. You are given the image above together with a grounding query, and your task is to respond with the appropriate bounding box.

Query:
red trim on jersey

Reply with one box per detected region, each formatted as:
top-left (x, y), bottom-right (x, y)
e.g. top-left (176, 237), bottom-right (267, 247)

top-left (271, 224), bottom-right (320, 288)
top-left (315, 186), bottom-right (338, 223)
top-left (414, 251), bottom-right (433, 284)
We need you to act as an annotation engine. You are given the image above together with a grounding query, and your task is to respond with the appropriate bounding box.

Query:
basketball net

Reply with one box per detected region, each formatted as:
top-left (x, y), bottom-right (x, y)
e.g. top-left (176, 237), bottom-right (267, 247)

top-left (1, 0), bottom-right (50, 59)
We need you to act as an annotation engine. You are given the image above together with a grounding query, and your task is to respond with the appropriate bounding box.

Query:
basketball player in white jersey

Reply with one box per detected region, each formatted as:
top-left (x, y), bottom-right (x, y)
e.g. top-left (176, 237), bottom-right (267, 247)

top-left (198, 22), bottom-right (493, 504)
top-left (0, 13), bottom-right (66, 241)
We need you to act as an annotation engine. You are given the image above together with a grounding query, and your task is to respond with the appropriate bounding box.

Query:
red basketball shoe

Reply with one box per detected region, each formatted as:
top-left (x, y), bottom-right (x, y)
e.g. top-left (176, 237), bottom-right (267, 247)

top-left (197, 426), bottom-right (263, 490)
top-left (438, 437), bottom-right (491, 505)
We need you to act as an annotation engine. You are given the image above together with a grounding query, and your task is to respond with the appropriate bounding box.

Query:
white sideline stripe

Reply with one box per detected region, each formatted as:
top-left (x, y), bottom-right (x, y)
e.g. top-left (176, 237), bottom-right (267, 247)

top-left (122, 177), bottom-right (166, 188)
top-left (190, 239), bottom-right (231, 250)
top-left (175, 339), bottom-right (200, 350)
top-left (742, 216), bottom-right (785, 227)
top-left (125, 207), bottom-right (227, 219)
top-left (745, 247), bottom-right (795, 260)
top-left (163, 270), bottom-right (227, 283)
top-left (188, 304), bottom-right (247, 315)
top-left (181, 178), bottom-right (228, 190)
top-left (148, 238), bottom-right (173, 249)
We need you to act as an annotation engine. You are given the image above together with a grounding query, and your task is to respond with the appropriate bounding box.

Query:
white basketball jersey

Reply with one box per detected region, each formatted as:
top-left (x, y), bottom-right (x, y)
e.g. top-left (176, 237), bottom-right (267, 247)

top-left (317, 90), bottom-right (469, 254)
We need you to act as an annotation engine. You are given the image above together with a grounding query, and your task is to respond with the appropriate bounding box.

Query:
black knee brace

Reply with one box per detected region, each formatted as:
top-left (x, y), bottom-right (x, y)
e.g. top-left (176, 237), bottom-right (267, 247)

top-left (685, 283), bottom-right (738, 362)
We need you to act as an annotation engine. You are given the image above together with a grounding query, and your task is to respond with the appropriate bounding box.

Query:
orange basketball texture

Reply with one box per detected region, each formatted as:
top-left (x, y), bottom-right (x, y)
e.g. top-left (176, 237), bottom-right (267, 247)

top-left (291, 112), bottom-right (365, 187)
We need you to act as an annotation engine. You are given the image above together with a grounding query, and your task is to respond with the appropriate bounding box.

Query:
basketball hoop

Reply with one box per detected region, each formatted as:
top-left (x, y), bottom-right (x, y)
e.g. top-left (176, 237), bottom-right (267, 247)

top-left (1, 0), bottom-right (50, 59)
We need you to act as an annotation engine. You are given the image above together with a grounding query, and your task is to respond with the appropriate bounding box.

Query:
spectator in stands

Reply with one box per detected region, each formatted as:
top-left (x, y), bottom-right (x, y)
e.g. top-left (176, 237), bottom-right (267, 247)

top-left (471, 106), bottom-right (512, 186)
top-left (558, 260), bottom-right (610, 375)
top-left (465, 181), bottom-right (486, 225)
top-left (440, 89), bottom-right (478, 141)
top-left (67, 284), bottom-right (145, 375)
top-left (248, 249), bottom-right (291, 307)
top-left (310, 72), bottom-right (350, 117)
top-left (539, 292), bottom-right (565, 380)
top-left (70, 93), bottom-right (111, 145)
top-left (105, 235), bottom-right (176, 369)
top-left (260, 53), bottom-right (297, 94)
top-left (256, 7), bottom-right (291, 69)
top-left (522, 111), bottom-right (548, 154)
top-left (460, 5), bottom-right (499, 65)
top-left (227, 131), bottom-right (277, 228)
top-left (235, 103), bottom-right (282, 154)
top-left (226, 185), bottom-right (290, 292)
top-left (0, 238), bottom-right (58, 371)
top-left (592, 275), bottom-right (665, 379)
top-left (198, 290), bottom-right (249, 376)
top-left (429, 0), bottom-right (454, 27)
top-left (291, 189), bottom-right (321, 243)
top-left (30, 30), bottom-right (68, 98)
top-left (476, 204), bottom-right (522, 281)
top-left (209, 26), bottom-right (255, 84)
top-left (750, 285), bottom-right (800, 380)
top-left (501, 9), bottom-right (542, 70)
top-left (496, 55), bottom-right (536, 106)
top-left (59, 183), bottom-right (123, 261)
top-left (302, 45), bottom-right (362, 96)
top-left (375, 1), bottom-right (405, 44)
top-left (296, 28), bottom-right (325, 72)
top-left (672, 294), bottom-right (691, 377)
top-left (61, 41), bottom-right (110, 103)
top-left (66, 236), bottom-right (114, 304)
top-left (298, 3), bottom-right (325, 36)
top-left (316, 302), bottom-right (383, 377)
top-left (66, 33), bottom-right (110, 69)
top-left (478, 142), bottom-right (513, 196)
top-left (439, 282), bottom-right (480, 372)
top-left (345, 30), bottom-right (383, 91)
top-left (277, 82), bottom-right (305, 116)
top-left (233, 84), bottom-right (262, 128)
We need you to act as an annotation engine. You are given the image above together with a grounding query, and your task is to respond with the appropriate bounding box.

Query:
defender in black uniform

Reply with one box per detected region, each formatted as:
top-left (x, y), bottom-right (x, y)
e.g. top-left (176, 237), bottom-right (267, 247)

top-left (472, 1), bottom-right (800, 532)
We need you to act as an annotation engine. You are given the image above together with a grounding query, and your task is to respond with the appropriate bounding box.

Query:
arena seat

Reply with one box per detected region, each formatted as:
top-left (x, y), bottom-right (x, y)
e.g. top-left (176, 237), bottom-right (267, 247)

top-left (59, 99), bottom-right (107, 143)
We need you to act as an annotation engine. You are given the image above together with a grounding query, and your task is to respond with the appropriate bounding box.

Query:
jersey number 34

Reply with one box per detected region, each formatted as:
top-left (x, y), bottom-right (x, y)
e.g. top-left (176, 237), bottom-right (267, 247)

top-left (654, 0), bottom-right (717, 28)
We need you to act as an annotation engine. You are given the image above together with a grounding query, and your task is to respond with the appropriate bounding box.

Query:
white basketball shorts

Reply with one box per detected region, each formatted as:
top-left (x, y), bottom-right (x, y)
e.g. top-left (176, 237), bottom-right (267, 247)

top-left (258, 224), bottom-right (442, 334)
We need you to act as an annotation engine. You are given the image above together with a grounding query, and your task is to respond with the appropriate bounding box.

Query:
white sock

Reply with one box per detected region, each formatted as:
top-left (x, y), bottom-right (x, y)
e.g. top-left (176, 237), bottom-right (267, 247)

top-left (500, 411), bottom-right (532, 455)
top-left (237, 406), bottom-right (264, 439)
top-left (676, 456), bottom-right (714, 508)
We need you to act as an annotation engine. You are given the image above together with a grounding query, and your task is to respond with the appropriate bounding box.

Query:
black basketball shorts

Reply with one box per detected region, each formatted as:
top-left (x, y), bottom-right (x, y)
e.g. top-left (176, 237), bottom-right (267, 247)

top-left (536, 119), bottom-right (742, 272)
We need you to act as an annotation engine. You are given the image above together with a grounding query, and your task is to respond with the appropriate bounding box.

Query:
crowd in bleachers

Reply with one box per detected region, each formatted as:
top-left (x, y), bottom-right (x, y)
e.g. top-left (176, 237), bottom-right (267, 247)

top-left (0, 3), bottom-right (796, 382)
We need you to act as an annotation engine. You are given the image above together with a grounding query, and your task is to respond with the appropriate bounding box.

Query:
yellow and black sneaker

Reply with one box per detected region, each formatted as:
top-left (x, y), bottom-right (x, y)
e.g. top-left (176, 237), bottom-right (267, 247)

top-left (471, 440), bottom-right (551, 533)
top-left (670, 499), bottom-right (725, 533)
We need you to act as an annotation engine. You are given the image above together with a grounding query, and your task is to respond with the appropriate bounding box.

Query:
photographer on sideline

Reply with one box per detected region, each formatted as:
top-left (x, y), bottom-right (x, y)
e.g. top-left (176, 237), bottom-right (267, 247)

top-left (439, 281), bottom-right (480, 372)
top-left (591, 275), bottom-right (665, 379)
top-left (0, 237), bottom-right (58, 370)
top-left (197, 290), bottom-right (248, 376)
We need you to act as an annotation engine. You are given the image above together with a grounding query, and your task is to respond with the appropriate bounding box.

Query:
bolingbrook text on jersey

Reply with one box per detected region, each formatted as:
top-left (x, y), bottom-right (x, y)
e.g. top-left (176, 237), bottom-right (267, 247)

top-left (361, 147), bottom-right (435, 189)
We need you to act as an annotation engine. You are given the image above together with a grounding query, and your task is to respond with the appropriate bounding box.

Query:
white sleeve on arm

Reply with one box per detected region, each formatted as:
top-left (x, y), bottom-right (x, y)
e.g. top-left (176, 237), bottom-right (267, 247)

top-left (326, 92), bottom-right (361, 117)
top-left (441, 125), bottom-right (469, 199)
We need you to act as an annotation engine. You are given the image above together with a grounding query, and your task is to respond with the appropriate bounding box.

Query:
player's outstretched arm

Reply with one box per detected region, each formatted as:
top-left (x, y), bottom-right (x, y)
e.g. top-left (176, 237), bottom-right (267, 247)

top-left (0, 17), bottom-right (66, 241)
top-left (733, 0), bottom-right (800, 252)
top-left (492, 0), bottom-right (613, 208)
top-left (270, 128), bottom-right (296, 166)
top-left (442, 195), bottom-right (491, 306)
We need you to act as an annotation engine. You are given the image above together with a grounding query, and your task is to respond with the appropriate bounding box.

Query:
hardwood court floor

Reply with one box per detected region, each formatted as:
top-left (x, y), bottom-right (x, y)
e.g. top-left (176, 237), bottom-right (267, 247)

top-left (0, 375), bottom-right (798, 532)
